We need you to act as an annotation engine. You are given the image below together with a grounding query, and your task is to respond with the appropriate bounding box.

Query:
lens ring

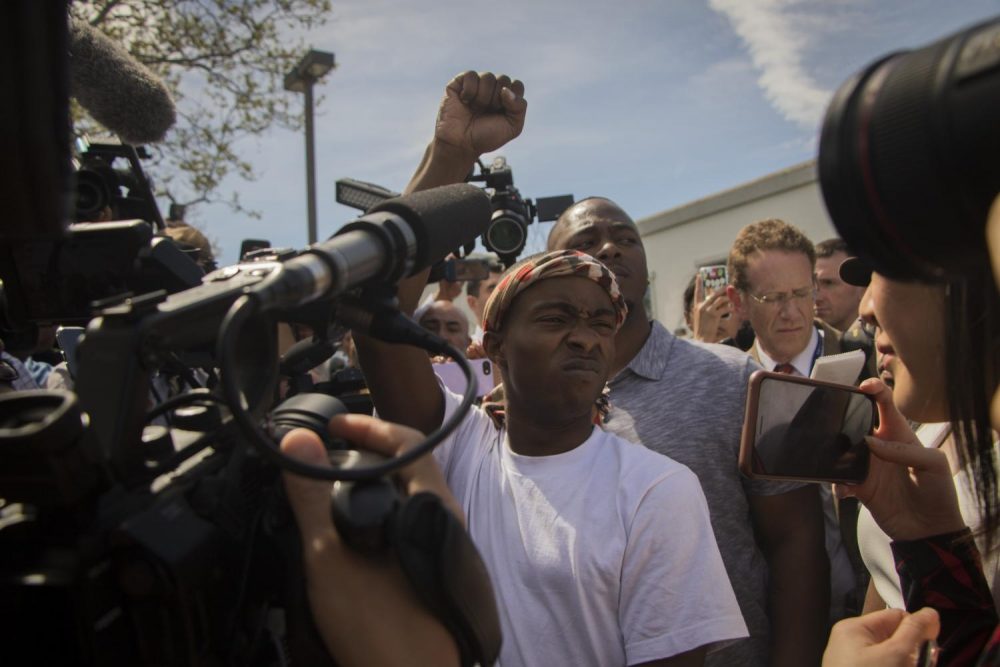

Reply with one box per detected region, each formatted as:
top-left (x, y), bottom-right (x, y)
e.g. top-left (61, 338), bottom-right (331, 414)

top-left (486, 213), bottom-right (527, 255)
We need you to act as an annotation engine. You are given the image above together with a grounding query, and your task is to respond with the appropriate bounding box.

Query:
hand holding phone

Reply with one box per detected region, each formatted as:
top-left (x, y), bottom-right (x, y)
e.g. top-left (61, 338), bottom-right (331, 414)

top-left (835, 379), bottom-right (966, 542)
top-left (740, 370), bottom-right (875, 483)
top-left (692, 265), bottom-right (734, 343)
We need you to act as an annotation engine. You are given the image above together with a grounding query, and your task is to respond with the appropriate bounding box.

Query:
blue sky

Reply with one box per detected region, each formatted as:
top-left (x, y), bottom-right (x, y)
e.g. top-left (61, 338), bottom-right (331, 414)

top-left (190, 0), bottom-right (1000, 264)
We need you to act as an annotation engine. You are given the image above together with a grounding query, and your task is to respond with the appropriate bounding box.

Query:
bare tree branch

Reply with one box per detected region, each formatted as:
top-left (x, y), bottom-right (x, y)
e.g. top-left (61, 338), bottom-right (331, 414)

top-left (70, 0), bottom-right (331, 237)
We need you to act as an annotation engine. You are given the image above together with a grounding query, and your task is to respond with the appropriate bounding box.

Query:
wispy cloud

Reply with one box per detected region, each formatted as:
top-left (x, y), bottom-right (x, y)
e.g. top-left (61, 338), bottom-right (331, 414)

top-left (708, 0), bottom-right (831, 128)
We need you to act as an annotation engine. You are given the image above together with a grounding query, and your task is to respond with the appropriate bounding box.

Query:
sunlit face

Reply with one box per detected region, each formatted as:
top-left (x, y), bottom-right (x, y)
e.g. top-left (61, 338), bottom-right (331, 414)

top-left (815, 251), bottom-right (866, 331)
top-left (485, 276), bottom-right (616, 424)
top-left (418, 301), bottom-right (471, 353)
top-left (860, 273), bottom-right (948, 422)
top-left (730, 250), bottom-right (815, 363)
top-left (467, 271), bottom-right (503, 326)
top-left (548, 200), bottom-right (649, 313)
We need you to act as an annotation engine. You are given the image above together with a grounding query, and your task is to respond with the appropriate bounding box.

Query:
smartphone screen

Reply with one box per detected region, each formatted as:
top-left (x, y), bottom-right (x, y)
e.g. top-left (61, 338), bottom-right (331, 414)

top-left (698, 264), bottom-right (728, 292)
top-left (740, 371), bottom-right (874, 483)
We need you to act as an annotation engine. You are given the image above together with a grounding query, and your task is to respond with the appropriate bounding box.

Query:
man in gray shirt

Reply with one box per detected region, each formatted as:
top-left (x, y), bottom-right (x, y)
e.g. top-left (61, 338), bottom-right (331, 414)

top-left (547, 198), bottom-right (830, 667)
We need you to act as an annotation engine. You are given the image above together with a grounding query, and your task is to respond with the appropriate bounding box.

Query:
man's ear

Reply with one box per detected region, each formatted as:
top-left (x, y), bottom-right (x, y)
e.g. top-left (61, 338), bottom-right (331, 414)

top-left (727, 285), bottom-right (747, 321)
top-left (466, 294), bottom-right (477, 313)
top-left (483, 331), bottom-right (505, 371)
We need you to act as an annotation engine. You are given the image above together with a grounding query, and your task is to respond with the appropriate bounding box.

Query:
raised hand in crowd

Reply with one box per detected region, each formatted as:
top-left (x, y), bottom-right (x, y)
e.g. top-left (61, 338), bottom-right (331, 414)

top-left (465, 339), bottom-right (487, 360)
top-left (280, 414), bottom-right (462, 667)
top-left (407, 71), bottom-right (527, 194)
top-left (823, 607), bottom-right (940, 667)
top-left (435, 71), bottom-right (527, 160)
top-left (690, 272), bottom-right (736, 343)
top-left (432, 277), bottom-right (463, 302)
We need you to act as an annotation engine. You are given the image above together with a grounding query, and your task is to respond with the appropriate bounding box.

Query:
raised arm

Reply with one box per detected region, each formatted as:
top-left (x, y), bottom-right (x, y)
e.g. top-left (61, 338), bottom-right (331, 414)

top-left (355, 71), bottom-right (526, 434)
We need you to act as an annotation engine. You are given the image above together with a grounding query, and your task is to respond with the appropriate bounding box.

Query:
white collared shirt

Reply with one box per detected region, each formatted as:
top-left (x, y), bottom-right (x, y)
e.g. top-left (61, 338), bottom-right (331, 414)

top-left (755, 325), bottom-right (820, 376)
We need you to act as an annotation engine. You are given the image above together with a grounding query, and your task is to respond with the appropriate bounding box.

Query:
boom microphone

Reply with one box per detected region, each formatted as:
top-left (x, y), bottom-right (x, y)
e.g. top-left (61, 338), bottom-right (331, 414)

top-left (252, 183), bottom-right (492, 310)
top-left (69, 19), bottom-right (177, 144)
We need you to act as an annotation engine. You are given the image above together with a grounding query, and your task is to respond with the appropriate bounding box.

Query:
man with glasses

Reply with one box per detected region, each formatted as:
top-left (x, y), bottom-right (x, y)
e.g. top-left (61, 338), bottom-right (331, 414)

top-left (726, 218), bottom-right (871, 626)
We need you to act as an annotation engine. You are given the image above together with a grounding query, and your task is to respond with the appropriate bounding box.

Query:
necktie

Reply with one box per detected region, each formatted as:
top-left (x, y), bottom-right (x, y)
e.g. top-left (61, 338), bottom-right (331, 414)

top-left (773, 363), bottom-right (796, 374)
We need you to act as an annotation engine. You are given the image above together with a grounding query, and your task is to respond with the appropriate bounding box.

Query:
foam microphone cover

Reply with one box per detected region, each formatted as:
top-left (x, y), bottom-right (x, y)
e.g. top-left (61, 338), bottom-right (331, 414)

top-left (69, 20), bottom-right (177, 144)
top-left (369, 184), bottom-right (491, 275)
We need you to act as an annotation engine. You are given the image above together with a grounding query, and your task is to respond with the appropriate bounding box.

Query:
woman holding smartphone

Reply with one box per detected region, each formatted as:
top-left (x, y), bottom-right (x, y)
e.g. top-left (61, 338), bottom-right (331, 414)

top-left (822, 251), bottom-right (1000, 665)
top-left (813, 16), bottom-right (1000, 663)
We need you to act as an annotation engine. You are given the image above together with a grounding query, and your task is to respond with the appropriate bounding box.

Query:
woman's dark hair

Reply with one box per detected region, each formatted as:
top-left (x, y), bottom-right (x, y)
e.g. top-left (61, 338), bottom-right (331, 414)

top-left (945, 263), bottom-right (1000, 551)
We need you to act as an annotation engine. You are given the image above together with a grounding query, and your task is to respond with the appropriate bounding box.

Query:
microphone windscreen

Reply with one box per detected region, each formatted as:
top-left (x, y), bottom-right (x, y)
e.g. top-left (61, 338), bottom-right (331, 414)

top-left (69, 20), bottom-right (177, 144)
top-left (370, 184), bottom-right (491, 274)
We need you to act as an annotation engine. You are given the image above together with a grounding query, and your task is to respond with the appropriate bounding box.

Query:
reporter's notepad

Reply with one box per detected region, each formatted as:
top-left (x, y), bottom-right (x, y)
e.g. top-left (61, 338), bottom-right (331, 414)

top-left (810, 349), bottom-right (866, 386)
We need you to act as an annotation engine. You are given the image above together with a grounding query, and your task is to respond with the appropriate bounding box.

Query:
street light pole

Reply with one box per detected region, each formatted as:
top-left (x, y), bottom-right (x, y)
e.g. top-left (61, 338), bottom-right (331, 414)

top-left (303, 82), bottom-right (317, 245)
top-left (284, 49), bottom-right (335, 246)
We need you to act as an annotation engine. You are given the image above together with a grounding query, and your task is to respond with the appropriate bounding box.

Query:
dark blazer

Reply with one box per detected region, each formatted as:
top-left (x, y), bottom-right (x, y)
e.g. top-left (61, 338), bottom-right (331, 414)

top-left (748, 318), bottom-right (874, 617)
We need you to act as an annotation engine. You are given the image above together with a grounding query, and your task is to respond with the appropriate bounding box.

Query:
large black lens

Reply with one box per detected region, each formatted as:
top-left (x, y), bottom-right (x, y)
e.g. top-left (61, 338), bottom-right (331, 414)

top-left (485, 210), bottom-right (527, 256)
top-left (819, 16), bottom-right (1000, 281)
top-left (73, 169), bottom-right (111, 220)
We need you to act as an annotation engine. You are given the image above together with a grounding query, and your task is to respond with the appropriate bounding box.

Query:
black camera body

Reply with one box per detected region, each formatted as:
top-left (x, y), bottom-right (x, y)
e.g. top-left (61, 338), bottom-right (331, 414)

top-left (0, 220), bottom-right (204, 329)
top-left (74, 140), bottom-right (164, 229)
top-left (470, 156), bottom-right (573, 267)
top-left (0, 387), bottom-right (335, 666)
top-left (336, 164), bottom-right (573, 269)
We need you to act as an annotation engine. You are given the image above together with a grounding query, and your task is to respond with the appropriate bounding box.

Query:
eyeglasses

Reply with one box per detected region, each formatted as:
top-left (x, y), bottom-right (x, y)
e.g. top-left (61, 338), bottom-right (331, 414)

top-left (746, 285), bottom-right (817, 309)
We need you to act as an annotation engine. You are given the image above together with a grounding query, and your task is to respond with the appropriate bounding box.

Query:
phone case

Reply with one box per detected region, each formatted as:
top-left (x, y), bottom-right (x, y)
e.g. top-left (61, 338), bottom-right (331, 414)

top-left (739, 370), bottom-right (876, 484)
top-left (698, 265), bottom-right (728, 292)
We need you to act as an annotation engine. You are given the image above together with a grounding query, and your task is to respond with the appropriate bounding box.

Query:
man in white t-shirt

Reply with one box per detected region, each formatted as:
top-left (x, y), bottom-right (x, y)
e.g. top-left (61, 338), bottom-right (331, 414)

top-left (362, 251), bottom-right (746, 666)
top-left (356, 71), bottom-right (747, 667)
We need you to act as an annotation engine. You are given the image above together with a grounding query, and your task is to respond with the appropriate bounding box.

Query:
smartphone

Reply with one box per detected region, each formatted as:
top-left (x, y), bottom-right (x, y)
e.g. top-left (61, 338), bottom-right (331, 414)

top-left (698, 264), bottom-right (728, 292)
top-left (442, 258), bottom-right (492, 282)
top-left (739, 370), bottom-right (876, 483)
top-left (432, 359), bottom-right (495, 397)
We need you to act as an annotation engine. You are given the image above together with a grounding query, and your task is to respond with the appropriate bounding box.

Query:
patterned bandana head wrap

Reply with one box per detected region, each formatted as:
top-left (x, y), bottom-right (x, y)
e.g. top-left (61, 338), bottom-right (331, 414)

top-left (479, 249), bottom-right (628, 429)
top-left (482, 249), bottom-right (628, 335)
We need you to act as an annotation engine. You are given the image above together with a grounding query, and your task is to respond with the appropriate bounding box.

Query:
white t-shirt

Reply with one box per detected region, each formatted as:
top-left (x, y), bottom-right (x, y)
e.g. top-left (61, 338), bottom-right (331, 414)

top-left (434, 388), bottom-right (748, 667)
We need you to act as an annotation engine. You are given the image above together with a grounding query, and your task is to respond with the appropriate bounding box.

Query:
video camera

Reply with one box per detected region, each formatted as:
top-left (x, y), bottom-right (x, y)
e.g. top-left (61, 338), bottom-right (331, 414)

top-left (74, 139), bottom-right (165, 229)
top-left (336, 158), bottom-right (573, 269)
top-left (466, 156), bottom-right (573, 268)
top-left (1, 13), bottom-right (503, 658)
top-left (0, 170), bottom-right (499, 663)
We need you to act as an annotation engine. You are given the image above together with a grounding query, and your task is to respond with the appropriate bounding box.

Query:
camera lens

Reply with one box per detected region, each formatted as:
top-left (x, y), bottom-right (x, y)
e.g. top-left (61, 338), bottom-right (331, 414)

top-left (74, 169), bottom-right (111, 220)
top-left (485, 210), bottom-right (527, 256)
top-left (818, 17), bottom-right (1000, 281)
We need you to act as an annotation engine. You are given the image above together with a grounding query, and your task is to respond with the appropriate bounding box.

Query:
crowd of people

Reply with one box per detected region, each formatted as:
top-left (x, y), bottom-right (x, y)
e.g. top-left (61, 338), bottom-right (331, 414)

top-left (276, 70), bottom-right (1000, 666)
top-left (7, 31), bottom-right (1000, 667)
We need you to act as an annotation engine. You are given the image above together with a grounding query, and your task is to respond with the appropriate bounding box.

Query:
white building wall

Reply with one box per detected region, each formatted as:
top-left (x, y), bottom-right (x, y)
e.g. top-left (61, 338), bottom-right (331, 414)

top-left (637, 160), bottom-right (837, 332)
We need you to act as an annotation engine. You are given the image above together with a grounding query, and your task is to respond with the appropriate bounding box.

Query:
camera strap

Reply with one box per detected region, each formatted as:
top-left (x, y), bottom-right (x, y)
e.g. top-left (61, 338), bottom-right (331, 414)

top-left (393, 492), bottom-right (502, 667)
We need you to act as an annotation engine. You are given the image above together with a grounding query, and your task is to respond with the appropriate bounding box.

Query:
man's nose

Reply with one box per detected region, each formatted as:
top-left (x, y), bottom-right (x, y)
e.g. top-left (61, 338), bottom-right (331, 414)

top-left (596, 239), bottom-right (621, 261)
top-left (566, 320), bottom-right (601, 350)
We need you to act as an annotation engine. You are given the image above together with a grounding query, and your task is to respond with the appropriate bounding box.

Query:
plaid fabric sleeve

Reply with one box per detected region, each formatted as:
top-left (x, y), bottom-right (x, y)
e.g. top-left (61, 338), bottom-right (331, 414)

top-left (892, 530), bottom-right (998, 666)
